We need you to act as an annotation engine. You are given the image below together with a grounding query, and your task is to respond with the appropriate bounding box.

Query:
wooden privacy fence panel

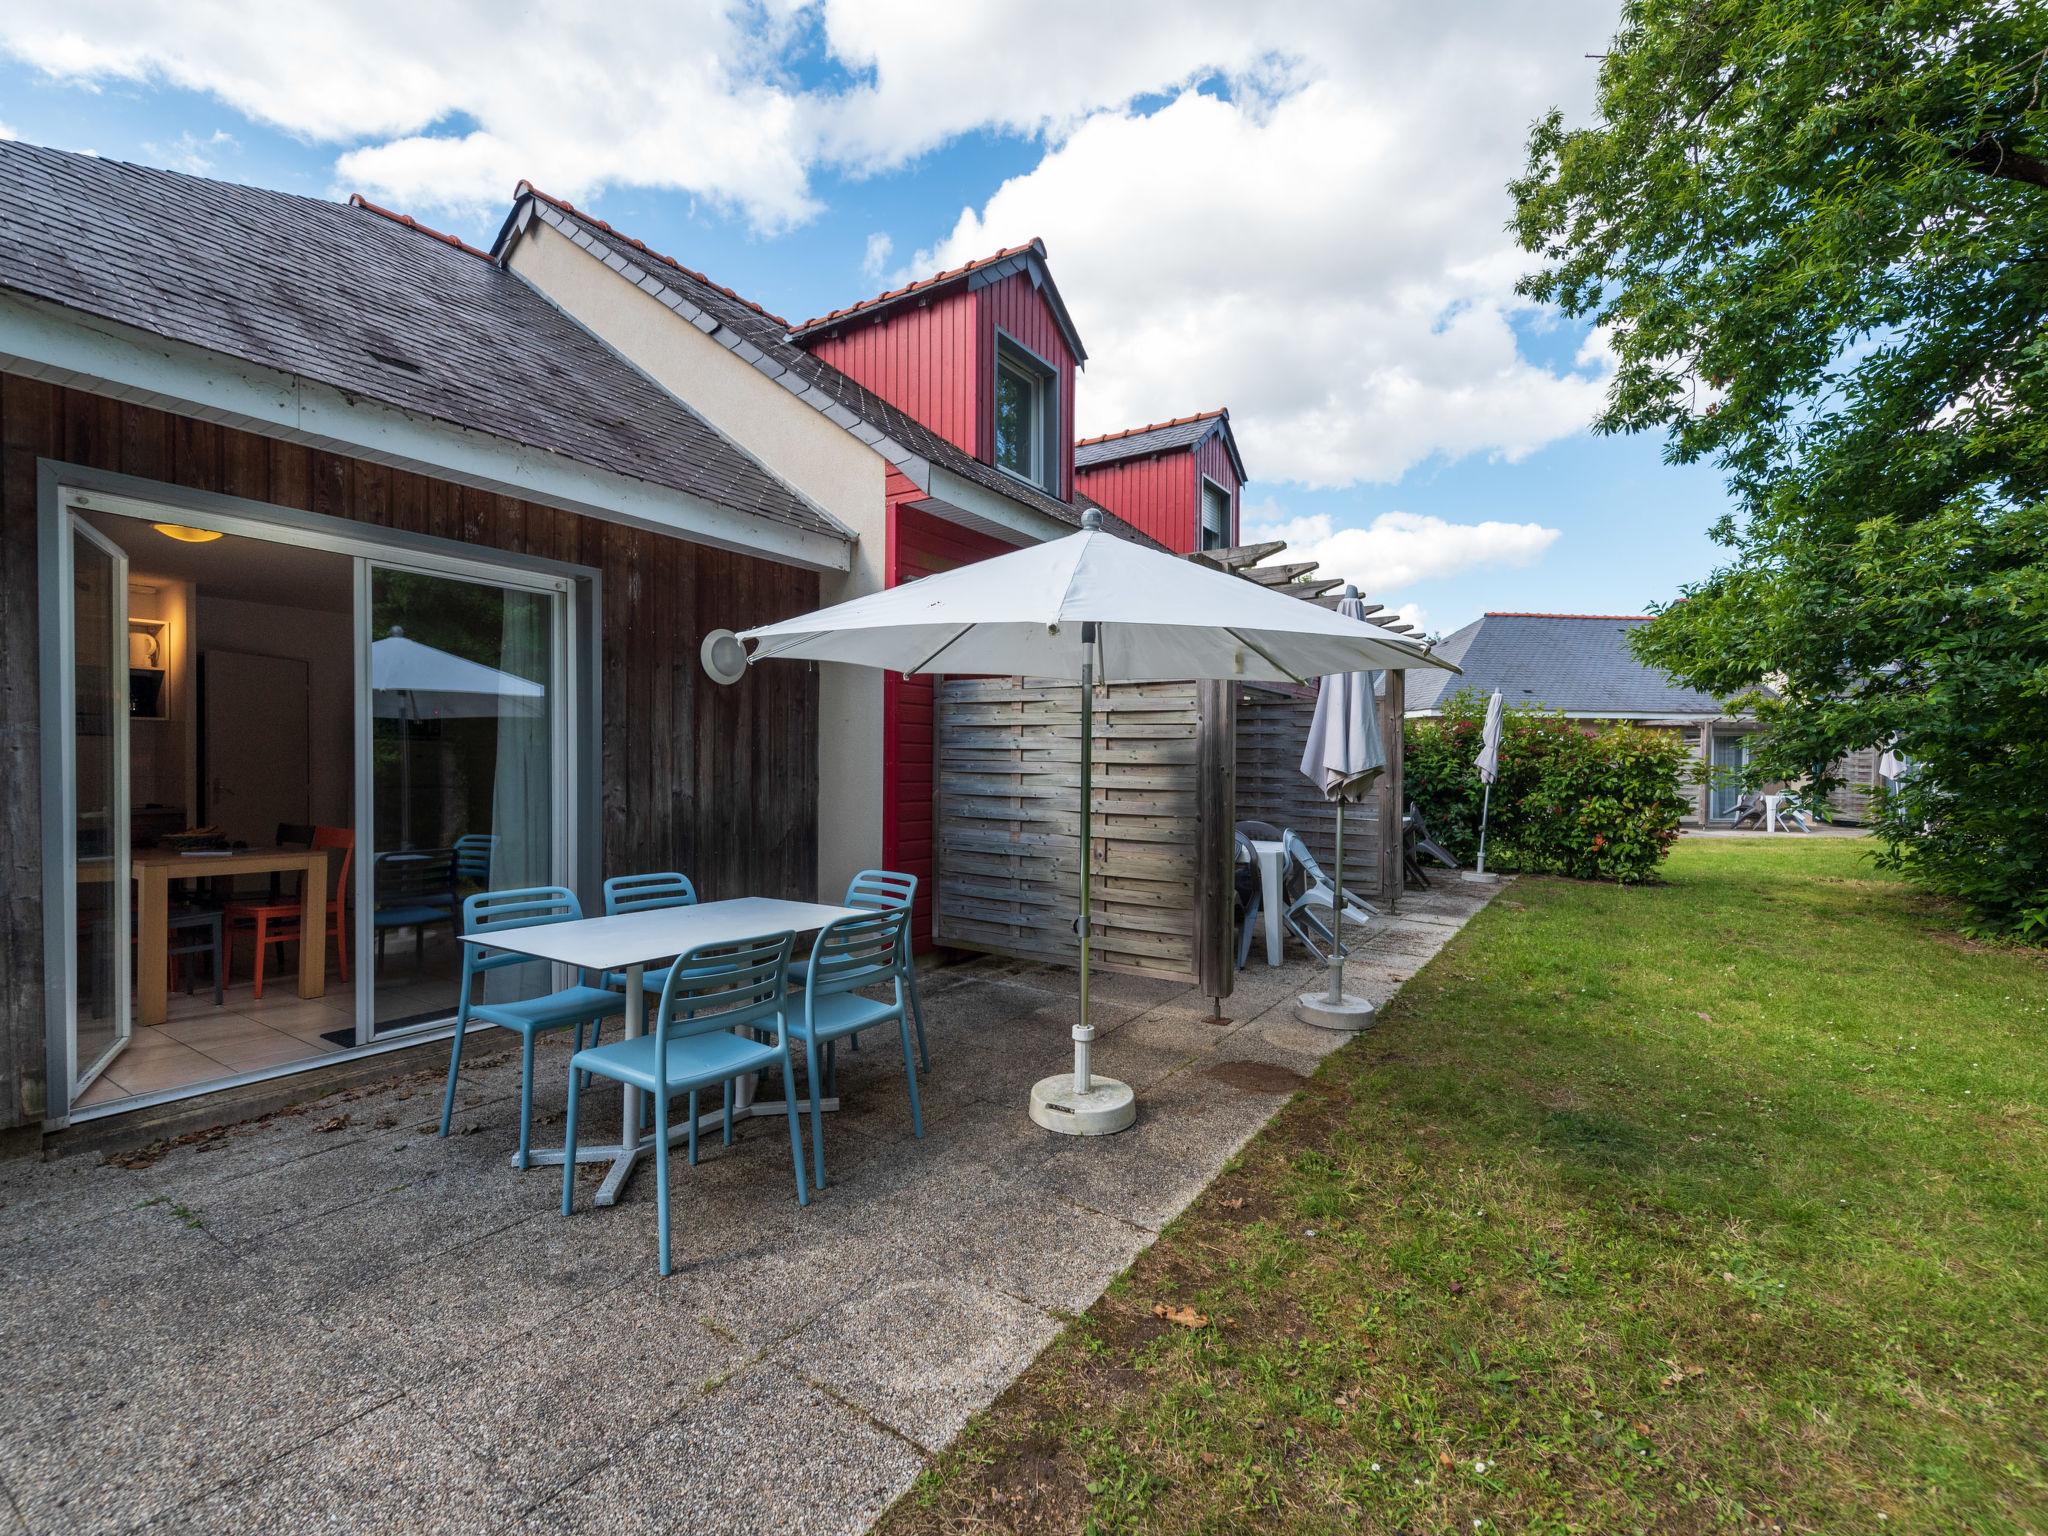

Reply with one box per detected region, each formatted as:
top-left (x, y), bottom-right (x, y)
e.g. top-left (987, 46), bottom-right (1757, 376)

top-left (1233, 676), bottom-right (1404, 907)
top-left (934, 677), bottom-right (1204, 981)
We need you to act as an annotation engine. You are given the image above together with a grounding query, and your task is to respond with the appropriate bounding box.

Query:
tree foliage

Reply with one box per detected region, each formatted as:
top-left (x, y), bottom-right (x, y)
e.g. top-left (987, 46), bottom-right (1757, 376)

top-left (1512, 0), bottom-right (2048, 936)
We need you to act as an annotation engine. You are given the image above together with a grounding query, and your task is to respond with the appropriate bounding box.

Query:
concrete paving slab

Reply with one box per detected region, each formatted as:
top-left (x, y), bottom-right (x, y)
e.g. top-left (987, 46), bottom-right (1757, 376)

top-left (769, 1272), bottom-right (1063, 1450)
top-left (520, 1364), bottom-right (925, 1536)
top-left (147, 1396), bottom-right (522, 1536)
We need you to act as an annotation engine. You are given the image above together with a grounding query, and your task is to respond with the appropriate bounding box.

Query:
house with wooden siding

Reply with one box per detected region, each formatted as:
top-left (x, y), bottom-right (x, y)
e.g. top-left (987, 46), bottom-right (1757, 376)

top-left (1074, 409), bottom-right (1248, 554)
top-left (0, 141), bottom-right (850, 1144)
top-left (494, 194), bottom-right (1162, 948)
top-left (1404, 612), bottom-right (1884, 825)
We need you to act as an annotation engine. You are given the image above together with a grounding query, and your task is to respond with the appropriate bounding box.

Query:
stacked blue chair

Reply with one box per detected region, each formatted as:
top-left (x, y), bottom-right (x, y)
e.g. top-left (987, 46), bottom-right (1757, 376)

top-left (439, 887), bottom-right (626, 1169)
top-left (600, 871), bottom-right (698, 991)
top-left (794, 869), bottom-right (930, 1071)
top-left (563, 930), bottom-right (805, 1276)
top-left (787, 907), bottom-right (921, 1192)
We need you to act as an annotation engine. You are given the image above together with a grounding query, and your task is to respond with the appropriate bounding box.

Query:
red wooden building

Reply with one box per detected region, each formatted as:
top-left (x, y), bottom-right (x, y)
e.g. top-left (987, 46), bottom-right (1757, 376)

top-left (789, 243), bottom-right (1096, 938)
top-left (1074, 409), bottom-right (1248, 555)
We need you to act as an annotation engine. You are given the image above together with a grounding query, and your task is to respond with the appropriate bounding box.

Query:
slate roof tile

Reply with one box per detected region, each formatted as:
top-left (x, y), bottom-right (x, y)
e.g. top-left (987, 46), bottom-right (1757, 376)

top-left (0, 141), bottom-right (840, 543)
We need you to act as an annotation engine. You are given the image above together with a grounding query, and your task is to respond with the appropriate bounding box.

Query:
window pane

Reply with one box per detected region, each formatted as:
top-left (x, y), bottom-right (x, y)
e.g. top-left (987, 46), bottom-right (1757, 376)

top-left (1201, 483), bottom-right (1230, 549)
top-left (995, 364), bottom-right (1033, 477)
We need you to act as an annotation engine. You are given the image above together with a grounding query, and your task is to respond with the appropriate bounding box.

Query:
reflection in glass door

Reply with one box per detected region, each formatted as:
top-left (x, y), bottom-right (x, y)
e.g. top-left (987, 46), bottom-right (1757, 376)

top-left (365, 565), bottom-right (563, 1036)
top-left (69, 517), bottom-right (131, 1099)
top-left (1711, 733), bottom-right (1751, 820)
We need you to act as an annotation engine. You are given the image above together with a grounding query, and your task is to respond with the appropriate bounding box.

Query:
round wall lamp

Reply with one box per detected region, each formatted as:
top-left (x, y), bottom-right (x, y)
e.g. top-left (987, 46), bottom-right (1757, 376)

top-left (152, 522), bottom-right (224, 543)
top-left (700, 629), bottom-right (748, 686)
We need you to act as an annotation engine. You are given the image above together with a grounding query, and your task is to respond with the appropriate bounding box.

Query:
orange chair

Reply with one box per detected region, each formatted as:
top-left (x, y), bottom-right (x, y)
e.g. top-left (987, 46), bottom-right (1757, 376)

top-left (226, 826), bottom-right (354, 1000)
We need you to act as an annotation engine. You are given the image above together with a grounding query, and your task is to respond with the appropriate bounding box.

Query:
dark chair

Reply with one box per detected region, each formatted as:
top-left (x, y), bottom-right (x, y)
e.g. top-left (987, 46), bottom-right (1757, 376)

top-left (1236, 819), bottom-right (1285, 844)
top-left (374, 848), bottom-right (460, 967)
top-left (167, 905), bottom-right (226, 1006)
top-left (1402, 803), bottom-right (1459, 888)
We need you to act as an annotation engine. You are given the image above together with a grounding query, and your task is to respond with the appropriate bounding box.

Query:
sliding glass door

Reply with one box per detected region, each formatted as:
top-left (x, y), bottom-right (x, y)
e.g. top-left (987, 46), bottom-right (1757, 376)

top-left (68, 516), bottom-right (131, 1096)
top-left (362, 563), bottom-right (567, 1038)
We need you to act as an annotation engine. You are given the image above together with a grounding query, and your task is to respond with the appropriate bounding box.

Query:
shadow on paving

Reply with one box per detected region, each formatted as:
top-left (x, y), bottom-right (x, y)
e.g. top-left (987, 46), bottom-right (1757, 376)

top-left (0, 884), bottom-right (1500, 1536)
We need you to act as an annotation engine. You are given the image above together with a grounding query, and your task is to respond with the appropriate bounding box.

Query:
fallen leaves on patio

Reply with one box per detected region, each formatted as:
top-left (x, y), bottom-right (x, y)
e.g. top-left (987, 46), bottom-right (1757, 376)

top-left (1152, 1303), bottom-right (1209, 1329)
top-left (315, 1114), bottom-right (351, 1133)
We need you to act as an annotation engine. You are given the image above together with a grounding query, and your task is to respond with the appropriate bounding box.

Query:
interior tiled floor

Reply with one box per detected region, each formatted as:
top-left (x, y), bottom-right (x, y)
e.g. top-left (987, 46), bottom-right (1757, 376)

top-left (73, 933), bottom-right (466, 1111)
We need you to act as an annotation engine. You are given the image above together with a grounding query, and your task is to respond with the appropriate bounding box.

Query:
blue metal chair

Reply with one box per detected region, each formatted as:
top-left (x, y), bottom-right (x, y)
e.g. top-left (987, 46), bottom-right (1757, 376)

top-left (787, 908), bottom-right (920, 1192)
top-left (563, 929), bottom-right (805, 1276)
top-left (794, 869), bottom-right (929, 1071)
top-left (600, 872), bottom-right (698, 992)
top-left (438, 887), bottom-right (625, 1168)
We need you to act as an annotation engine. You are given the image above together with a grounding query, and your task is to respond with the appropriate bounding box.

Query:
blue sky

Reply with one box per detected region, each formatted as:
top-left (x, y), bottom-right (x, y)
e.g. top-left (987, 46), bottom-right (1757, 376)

top-left (0, 4), bottom-right (1735, 637)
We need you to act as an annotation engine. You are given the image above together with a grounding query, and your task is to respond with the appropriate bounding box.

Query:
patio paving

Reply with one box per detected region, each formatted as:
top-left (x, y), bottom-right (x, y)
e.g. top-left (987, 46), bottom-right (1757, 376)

top-left (0, 880), bottom-right (1498, 1536)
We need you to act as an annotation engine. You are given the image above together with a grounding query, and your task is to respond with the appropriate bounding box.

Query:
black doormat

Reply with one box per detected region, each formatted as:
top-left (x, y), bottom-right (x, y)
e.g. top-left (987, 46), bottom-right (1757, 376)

top-left (320, 1026), bottom-right (354, 1048)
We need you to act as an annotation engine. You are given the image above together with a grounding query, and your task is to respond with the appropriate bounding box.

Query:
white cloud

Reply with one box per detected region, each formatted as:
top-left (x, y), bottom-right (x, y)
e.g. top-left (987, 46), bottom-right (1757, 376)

top-left (1241, 505), bottom-right (1559, 592)
top-left (860, 231), bottom-right (893, 278)
top-left (141, 128), bottom-right (234, 175)
top-left (0, 3), bottom-right (1622, 481)
top-left (0, 121), bottom-right (17, 141)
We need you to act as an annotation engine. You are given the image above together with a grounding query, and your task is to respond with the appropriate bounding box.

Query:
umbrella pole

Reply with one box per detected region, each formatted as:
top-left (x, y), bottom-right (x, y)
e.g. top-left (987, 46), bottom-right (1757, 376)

top-left (1326, 804), bottom-right (1346, 1005)
top-left (1475, 781), bottom-right (1493, 877)
top-left (1027, 618), bottom-right (1135, 1136)
top-left (1075, 634), bottom-right (1095, 1094)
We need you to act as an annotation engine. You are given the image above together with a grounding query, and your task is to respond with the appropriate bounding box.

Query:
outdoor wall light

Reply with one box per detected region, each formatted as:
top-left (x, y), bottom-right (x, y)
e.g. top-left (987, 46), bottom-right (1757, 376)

top-left (151, 522), bottom-right (223, 543)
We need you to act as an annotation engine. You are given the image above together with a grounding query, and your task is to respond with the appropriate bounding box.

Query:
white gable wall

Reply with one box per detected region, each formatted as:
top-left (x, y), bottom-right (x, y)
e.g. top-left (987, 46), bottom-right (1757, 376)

top-left (508, 221), bottom-right (887, 900)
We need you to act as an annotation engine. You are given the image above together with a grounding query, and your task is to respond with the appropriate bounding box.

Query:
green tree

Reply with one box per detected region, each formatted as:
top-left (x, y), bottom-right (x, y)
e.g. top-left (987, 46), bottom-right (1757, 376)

top-left (1512, 0), bottom-right (2048, 938)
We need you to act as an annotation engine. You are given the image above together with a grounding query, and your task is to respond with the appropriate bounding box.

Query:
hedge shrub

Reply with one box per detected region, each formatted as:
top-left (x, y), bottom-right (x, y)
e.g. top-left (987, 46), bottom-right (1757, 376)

top-left (1404, 689), bottom-right (1693, 883)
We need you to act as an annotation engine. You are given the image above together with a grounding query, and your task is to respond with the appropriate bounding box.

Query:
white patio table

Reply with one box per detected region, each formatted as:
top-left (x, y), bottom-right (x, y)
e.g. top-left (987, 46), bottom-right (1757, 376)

top-left (467, 896), bottom-right (863, 1206)
top-left (1248, 838), bottom-right (1289, 966)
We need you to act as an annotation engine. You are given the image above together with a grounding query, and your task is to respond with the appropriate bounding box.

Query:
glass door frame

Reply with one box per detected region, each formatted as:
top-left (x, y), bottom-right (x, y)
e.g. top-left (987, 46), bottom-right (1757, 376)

top-left (54, 514), bottom-right (133, 1099)
top-left (1710, 730), bottom-right (1751, 820)
top-left (351, 555), bottom-right (576, 1046)
top-left (42, 473), bottom-right (599, 1127)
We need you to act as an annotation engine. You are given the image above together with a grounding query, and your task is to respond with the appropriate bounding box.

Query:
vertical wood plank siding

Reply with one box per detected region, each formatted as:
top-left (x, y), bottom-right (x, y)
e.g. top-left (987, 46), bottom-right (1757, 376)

top-left (1076, 430), bottom-right (1243, 556)
top-left (0, 375), bottom-right (820, 1134)
top-left (1191, 430), bottom-right (1243, 546)
top-left (1233, 683), bottom-right (1402, 906)
top-left (976, 274), bottom-right (1076, 500)
top-left (934, 677), bottom-right (1201, 980)
top-left (1073, 451), bottom-right (1196, 551)
top-left (883, 495), bottom-right (1013, 949)
top-left (803, 288), bottom-right (980, 456)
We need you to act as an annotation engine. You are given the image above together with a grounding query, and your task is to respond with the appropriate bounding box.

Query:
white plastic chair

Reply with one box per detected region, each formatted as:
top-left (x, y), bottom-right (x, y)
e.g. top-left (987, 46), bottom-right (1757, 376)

top-left (1281, 830), bottom-right (1377, 963)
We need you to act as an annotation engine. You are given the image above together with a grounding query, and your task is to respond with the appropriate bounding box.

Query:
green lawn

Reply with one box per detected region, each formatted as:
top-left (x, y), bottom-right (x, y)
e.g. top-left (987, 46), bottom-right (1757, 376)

top-left (880, 839), bottom-right (2048, 1535)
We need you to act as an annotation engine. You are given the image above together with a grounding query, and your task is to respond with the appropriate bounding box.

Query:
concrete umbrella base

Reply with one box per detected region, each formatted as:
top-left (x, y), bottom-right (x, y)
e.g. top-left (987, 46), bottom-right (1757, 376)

top-left (1295, 993), bottom-right (1379, 1032)
top-left (1029, 1074), bottom-right (1138, 1135)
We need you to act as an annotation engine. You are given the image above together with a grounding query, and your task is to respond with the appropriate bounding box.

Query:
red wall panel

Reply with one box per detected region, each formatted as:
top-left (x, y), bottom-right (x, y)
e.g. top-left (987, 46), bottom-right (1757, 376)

top-left (883, 490), bottom-right (1016, 949)
top-left (1074, 450), bottom-right (1197, 551)
top-left (804, 288), bottom-right (980, 454)
top-left (1192, 429), bottom-right (1243, 546)
top-left (978, 272), bottom-right (1077, 500)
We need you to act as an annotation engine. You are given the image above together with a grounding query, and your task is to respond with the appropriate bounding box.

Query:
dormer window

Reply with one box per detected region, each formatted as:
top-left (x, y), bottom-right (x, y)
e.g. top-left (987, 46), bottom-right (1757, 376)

top-left (994, 335), bottom-right (1057, 490)
top-left (1200, 477), bottom-right (1232, 551)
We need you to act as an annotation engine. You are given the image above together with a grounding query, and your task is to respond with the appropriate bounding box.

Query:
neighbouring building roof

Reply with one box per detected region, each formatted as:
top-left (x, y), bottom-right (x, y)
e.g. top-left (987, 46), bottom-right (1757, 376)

top-left (0, 141), bottom-right (842, 543)
top-left (1075, 409), bottom-right (1248, 483)
top-left (495, 187), bottom-right (1160, 545)
top-left (788, 237), bottom-right (1087, 364)
top-left (1402, 612), bottom-right (1731, 717)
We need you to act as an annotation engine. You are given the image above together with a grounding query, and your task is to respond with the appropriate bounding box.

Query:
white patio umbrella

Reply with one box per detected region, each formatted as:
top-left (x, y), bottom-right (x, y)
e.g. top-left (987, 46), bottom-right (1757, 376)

top-left (371, 627), bottom-right (546, 846)
top-left (1471, 688), bottom-right (1505, 878)
top-left (1294, 586), bottom-right (1387, 1031)
top-left (721, 509), bottom-right (1459, 1136)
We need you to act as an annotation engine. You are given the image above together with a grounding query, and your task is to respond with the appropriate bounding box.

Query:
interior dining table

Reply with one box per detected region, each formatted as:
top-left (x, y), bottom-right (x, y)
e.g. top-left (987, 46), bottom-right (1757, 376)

top-left (466, 895), bottom-right (864, 1206)
top-left (133, 845), bottom-right (333, 1026)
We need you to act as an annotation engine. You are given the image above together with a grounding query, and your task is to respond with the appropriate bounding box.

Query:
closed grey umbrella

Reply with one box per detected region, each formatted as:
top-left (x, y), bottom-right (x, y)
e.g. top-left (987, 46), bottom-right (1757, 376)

top-left (1295, 587), bottom-right (1386, 1029)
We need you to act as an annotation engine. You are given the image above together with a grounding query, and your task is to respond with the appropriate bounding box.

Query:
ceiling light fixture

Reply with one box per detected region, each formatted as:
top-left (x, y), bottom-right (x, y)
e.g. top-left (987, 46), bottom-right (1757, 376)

top-left (152, 523), bottom-right (223, 543)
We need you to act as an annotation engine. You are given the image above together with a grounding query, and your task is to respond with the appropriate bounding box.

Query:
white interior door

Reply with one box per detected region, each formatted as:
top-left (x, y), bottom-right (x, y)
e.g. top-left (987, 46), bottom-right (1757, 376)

top-left (69, 516), bottom-right (131, 1099)
top-left (203, 649), bottom-right (311, 843)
